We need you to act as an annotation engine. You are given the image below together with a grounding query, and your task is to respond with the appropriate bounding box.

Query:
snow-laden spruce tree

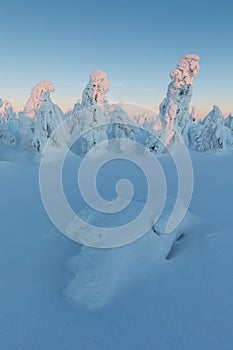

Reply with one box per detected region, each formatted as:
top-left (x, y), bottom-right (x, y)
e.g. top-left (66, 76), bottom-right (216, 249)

top-left (225, 114), bottom-right (233, 132)
top-left (0, 98), bottom-right (5, 129)
top-left (82, 70), bottom-right (109, 112)
top-left (224, 114), bottom-right (233, 150)
top-left (81, 70), bottom-right (109, 151)
top-left (161, 54), bottom-right (200, 144)
top-left (68, 70), bottom-right (137, 155)
top-left (202, 105), bottom-right (225, 125)
top-left (132, 114), bottom-right (145, 127)
top-left (189, 105), bottom-right (233, 152)
top-left (0, 99), bottom-right (34, 149)
top-left (142, 114), bottom-right (157, 131)
top-left (3, 100), bottom-right (16, 121)
top-left (147, 54), bottom-right (200, 154)
top-left (18, 112), bottom-right (35, 149)
top-left (145, 129), bottom-right (166, 155)
top-left (32, 89), bottom-right (64, 154)
top-left (107, 104), bottom-right (135, 152)
top-left (204, 106), bottom-right (233, 151)
top-left (0, 99), bottom-right (19, 147)
top-left (3, 100), bottom-right (21, 135)
top-left (132, 113), bottom-right (157, 133)
top-left (0, 99), bottom-right (10, 129)
top-left (24, 80), bottom-right (55, 121)
top-left (145, 98), bottom-right (178, 155)
top-left (68, 70), bottom-right (110, 155)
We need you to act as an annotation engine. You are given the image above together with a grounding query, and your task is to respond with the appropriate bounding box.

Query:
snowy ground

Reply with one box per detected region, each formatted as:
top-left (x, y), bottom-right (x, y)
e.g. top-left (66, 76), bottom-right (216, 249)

top-left (0, 146), bottom-right (233, 349)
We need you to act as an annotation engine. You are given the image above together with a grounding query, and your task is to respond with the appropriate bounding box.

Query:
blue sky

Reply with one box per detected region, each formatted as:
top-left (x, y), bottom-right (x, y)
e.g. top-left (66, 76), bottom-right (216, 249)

top-left (0, 0), bottom-right (233, 117)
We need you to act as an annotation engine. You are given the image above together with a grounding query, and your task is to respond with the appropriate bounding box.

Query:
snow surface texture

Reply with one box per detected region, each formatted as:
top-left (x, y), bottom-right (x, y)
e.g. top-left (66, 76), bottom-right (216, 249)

top-left (1, 148), bottom-right (233, 349)
top-left (64, 196), bottom-right (195, 311)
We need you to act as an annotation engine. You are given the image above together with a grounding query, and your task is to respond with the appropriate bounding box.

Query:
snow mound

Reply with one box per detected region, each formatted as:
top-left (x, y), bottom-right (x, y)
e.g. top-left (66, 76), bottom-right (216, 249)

top-left (64, 197), bottom-right (197, 311)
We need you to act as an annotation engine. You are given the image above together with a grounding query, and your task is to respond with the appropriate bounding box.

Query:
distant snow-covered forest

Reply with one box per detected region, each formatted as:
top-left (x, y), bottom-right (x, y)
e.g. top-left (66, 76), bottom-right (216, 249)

top-left (0, 54), bottom-right (232, 156)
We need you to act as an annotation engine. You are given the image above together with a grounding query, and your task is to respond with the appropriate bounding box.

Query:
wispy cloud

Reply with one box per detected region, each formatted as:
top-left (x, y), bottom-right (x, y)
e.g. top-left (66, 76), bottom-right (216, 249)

top-left (111, 83), bottom-right (125, 88)
top-left (143, 88), bottom-right (155, 92)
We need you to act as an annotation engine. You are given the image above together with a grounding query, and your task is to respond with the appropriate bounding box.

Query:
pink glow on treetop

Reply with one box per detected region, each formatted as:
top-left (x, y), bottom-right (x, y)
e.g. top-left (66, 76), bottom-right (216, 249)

top-left (24, 80), bottom-right (55, 120)
top-left (82, 70), bottom-right (110, 109)
top-left (170, 54), bottom-right (200, 88)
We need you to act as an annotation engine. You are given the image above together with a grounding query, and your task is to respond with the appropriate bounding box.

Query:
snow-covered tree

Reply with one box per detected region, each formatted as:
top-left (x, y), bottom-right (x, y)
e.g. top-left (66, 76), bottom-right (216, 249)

top-left (0, 98), bottom-right (6, 129)
top-left (0, 99), bottom-right (19, 147)
top-left (202, 105), bottom-right (225, 125)
top-left (132, 113), bottom-right (156, 132)
top-left (146, 54), bottom-right (200, 154)
top-left (0, 98), bottom-right (35, 149)
top-left (3, 100), bottom-right (16, 121)
top-left (160, 54), bottom-right (200, 145)
top-left (225, 113), bottom-right (233, 131)
top-left (18, 111), bottom-right (35, 149)
top-left (137, 55), bottom-right (200, 155)
top-left (0, 130), bottom-right (18, 147)
top-left (4, 100), bottom-right (21, 135)
top-left (189, 106), bottom-right (232, 153)
top-left (24, 80), bottom-right (55, 121)
top-left (107, 104), bottom-right (135, 152)
top-left (66, 100), bottom-right (83, 140)
top-left (32, 90), bottom-right (64, 154)
top-left (82, 70), bottom-right (109, 112)
top-left (145, 129), bottom-right (165, 155)
top-left (132, 114), bottom-right (145, 127)
top-left (69, 70), bottom-right (110, 155)
top-left (142, 114), bottom-right (157, 131)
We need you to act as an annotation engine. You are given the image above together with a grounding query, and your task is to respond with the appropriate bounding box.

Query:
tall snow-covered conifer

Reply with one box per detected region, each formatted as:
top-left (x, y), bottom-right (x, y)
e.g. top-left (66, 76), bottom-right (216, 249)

top-left (32, 86), bottom-right (64, 154)
top-left (146, 54), bottom-right (200, 154)
top-left (24, 80), bottom-right (55, 121)
top-left (69, 70), bottom-right (110, 155)
top-left (107, 104), bottom-right (135, 152)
